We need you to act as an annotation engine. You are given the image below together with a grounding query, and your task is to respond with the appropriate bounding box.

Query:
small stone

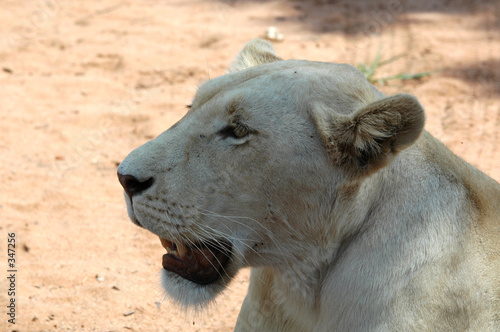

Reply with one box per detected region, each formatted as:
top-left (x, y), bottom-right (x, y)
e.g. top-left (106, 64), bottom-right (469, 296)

top-left (265, 27), bottom-right (284, 42)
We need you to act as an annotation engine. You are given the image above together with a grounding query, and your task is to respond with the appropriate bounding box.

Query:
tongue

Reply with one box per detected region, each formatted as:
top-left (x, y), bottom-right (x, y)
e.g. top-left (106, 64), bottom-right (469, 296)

top-left (162, 241), bottom-right (231, 285)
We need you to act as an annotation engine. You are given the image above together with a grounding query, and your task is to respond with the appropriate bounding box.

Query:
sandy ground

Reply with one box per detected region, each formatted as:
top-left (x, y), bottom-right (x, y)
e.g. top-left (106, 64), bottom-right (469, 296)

top-left (0, 0), bottom-right (499, 331)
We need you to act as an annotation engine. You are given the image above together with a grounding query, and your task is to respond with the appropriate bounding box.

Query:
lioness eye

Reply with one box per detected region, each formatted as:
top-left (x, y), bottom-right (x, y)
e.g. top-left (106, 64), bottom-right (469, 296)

top-left (218, 123), bottom-right (251, 139)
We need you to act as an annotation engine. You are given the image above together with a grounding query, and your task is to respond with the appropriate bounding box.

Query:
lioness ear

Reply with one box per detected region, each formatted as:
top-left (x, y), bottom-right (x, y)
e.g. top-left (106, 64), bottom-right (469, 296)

top-left (316, 94), bottom-right (425, 177)
top-left (230, 39), bottom-right (282, 72)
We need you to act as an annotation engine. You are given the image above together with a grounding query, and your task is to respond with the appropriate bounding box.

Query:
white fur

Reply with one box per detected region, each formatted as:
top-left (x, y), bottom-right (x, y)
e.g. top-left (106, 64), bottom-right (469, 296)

top-left (118, 39), bottom-right (500, 331)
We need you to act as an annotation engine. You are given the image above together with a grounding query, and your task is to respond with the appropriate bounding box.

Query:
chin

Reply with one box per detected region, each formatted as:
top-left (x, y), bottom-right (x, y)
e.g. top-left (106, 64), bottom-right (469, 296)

top-left (160, 264), bottom-right (238, 310)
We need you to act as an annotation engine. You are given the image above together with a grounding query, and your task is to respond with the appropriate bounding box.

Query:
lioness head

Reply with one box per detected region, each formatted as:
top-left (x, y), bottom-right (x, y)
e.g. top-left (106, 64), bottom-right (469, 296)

top-left (117, 39), bottom-right (424, 309)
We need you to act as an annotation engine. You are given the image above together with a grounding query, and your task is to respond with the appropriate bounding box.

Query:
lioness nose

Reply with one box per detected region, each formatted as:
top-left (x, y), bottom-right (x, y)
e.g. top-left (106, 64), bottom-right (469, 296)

top-left (117, 173), bottom-right (154, 198)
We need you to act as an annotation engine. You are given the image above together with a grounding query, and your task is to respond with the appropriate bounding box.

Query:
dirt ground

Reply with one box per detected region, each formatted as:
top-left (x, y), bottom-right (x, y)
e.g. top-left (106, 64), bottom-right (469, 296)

top-left (0, 0), bottom-right (499, 331)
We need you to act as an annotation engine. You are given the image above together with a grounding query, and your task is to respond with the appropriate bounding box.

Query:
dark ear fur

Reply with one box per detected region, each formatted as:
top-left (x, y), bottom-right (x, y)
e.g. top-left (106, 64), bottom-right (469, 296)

top-left (321, 94), bottom-right (425, 177)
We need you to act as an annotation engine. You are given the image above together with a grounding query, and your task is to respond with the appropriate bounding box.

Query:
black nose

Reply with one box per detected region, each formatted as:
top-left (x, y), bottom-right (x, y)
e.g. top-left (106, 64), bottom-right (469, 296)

top-left (117, 173), bottom-right (154, 198)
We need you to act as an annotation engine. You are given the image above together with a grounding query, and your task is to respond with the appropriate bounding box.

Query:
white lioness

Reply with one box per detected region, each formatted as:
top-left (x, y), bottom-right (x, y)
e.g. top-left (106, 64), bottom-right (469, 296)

top-left (118, 39), bottom-right (500, 331)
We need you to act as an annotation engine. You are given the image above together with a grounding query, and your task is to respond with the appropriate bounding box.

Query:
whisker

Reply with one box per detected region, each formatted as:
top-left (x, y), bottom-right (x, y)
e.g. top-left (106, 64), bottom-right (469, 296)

top-left (157, 207), bottom-right (294, 285)
top-left (199, 208), bottom-right (275, 234)
top-left (199, 210), bottom-right (297, 274)
top-left (184, 228), bottom-right (232, 280)
top-left (197, 211), bottom-right (297, 278)
top-left (194, 223), bottom-right (255, 268)
top-left (197, 224), bottom-right (276, 286)
top-left (197, 213), bottom-right (266, 257)
top-left (199, 209), bottom-right (285, 255)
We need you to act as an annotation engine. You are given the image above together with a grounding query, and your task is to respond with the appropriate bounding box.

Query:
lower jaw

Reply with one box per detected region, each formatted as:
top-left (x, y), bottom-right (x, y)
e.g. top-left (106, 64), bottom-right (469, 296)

top-left (162, 255), bottom-right (230, 285)
top-left (160, 268), bottom-right (232, 308)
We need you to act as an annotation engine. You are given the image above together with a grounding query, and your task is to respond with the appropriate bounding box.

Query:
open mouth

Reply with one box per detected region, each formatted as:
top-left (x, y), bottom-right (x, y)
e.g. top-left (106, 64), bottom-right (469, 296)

top-left (160, 238), bottom-right (232, 285)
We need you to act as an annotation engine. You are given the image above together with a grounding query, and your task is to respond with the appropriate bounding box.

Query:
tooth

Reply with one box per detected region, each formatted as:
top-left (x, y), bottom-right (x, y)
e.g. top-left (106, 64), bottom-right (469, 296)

top-left (176, 242), bottom-right (188, 259)
top-left (159, 237), bottom-right (188, 258)
top-left (160, 238), bottom-right (173, 251)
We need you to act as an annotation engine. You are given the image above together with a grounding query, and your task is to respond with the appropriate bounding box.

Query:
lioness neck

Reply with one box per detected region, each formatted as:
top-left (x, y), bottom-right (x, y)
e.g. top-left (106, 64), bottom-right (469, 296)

top-left (315, 131), bottom-right (500, 331)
